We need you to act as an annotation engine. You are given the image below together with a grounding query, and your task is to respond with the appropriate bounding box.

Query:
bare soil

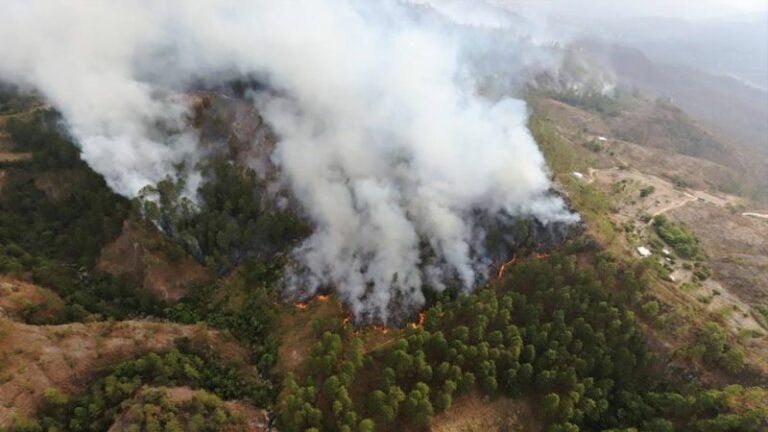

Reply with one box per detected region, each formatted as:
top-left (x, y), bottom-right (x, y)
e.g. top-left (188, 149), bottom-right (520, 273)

top-left (670, 202), bottom-right (768, 308)
top-left (0, 318), bottom-right (247, 427)
top-left (535, 97), bottom-right (759, 197)
top-left (430, 393), bottom-right (540, 432)
top-left (0, 277), bottom-right (65, 323)
top-left (0, 152), bottom-right (32, 163)
top-left (98, 222), bottom-right (212, 303)
top-left (276, 295), bottom-right (345, 375)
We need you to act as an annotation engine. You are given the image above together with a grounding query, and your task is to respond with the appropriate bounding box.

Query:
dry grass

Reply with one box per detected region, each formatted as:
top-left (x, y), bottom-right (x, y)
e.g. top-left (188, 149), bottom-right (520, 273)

top-left (534, 95), bottom-right (768, 378)
top-left (275, 295), bottom-right (345, 375)
top-left (0, 318), bottom-right (246, 427)
top-left (107, 386), bottom-right (269, 432)
top-left (98, 222), bottom-right (212, 303)
top-left (430, 393), bottom-right (540, 432)
top-left (0, 152), bottom-right (32, 163)
top-left (0, 277), bottom-right (65, 323)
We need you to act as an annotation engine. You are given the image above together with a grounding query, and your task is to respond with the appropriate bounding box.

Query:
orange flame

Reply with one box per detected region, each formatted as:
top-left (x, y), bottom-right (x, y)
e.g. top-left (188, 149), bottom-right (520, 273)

top-left (409, 311), bottom-right (426, 329)
top-left (371, 325), bottom-right (389, 334)
top-left (294, 302), bottom-right (308, 310)
top-left (497, 255), bottom-right (517, 279)
top-left (316, 294), bottom-right (330, 301)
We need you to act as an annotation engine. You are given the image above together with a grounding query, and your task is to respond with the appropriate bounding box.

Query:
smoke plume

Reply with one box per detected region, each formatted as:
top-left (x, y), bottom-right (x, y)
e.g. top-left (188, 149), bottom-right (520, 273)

top-left (0, 0), bottom-right (577, 322)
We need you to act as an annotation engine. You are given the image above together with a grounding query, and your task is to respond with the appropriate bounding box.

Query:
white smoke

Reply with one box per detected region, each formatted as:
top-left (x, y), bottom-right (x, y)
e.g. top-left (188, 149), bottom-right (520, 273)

top-left (0, 0), bottom-right (577, 322)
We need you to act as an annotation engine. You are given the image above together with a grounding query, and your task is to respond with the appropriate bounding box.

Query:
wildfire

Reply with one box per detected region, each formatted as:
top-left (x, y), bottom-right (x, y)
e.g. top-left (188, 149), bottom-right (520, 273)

top-left (496, 255), bottom-right (517, 279)
top-left (293, 294), bottom-right (331, 311)
top-left (373, 326), bottom-right (389, 335)
top-left (409, 311), bottom-right (426, 329)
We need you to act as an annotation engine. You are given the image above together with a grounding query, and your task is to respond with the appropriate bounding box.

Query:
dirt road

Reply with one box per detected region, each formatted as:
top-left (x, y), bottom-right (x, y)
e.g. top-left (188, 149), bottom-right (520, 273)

top-left (650, 192), bottom-right (698, 219)
top-left (0, 152), bottom-right (32, 162)
top-left (586, 167), bottom-right (619, 184)
top-left (743, 212), bottom-right (768, 220)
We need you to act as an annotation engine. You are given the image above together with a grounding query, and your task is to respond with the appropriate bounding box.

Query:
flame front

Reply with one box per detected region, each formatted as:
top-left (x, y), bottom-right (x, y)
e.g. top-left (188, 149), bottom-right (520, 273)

top-left (409, 311), bottom-right (426, 329)
top-left (497, 255), bottom-right (517, 279)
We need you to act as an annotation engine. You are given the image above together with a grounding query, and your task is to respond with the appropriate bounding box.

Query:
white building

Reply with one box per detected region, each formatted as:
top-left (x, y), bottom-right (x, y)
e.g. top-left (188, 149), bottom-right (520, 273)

top-left (637, 246), bottom-right (652, 258)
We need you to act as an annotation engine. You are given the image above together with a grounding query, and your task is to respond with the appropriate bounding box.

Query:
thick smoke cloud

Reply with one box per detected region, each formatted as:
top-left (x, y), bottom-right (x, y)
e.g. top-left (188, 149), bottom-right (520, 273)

top-left (0, 0), bottom-right (577, 322)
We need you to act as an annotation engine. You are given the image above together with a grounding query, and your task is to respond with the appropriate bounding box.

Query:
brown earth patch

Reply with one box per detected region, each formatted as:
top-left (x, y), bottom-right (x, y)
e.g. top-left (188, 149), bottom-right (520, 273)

top-left (0, 152), bottom-right (32, 163)
top-left (0, 318), bottom-right (248, 427)
top-left (670, 202), bottom-right (768, 309)
top-left (430, 393), bottom-right (540, 432)
top-left (0, 277), bottom-right (65, 323)
top-left (98, 222), bottom-right (212, 303)
top-left (276, 295), bottom-right (345, 375)
top-left (533, 97), bottom-right (760, 198)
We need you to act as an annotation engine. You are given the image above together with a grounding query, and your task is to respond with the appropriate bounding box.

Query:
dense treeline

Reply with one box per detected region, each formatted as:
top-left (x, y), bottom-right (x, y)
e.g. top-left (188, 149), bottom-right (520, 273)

top-left (0, 107), bottom-right (284, 432)
top-left (0, 83), bottom-right (38, 115)
top-left (165, 259), bottom-right (282, 374)
top-left (106, 388), bottom-right (247, 432)
top-left (135, 158), bottom-right (310, 274)
top-left (2, 112), bottom-right (130, 267)
top-left (539, 89), bottom-right (625, 117)
top-left (5, 349), bottom-right (268, 432)
top-left (280, 253), bottom-right (768, 431)
top-left (0, 112), bottom-right (157, 323)
top-left (652, 215), bottom-right (700, 259)
top-left (0, 113), bottom-right (301, 327)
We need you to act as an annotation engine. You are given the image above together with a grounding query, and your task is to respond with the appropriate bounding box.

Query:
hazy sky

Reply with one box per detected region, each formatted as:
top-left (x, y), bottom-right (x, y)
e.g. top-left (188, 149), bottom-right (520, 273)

top-left (495, 0), bottom-right (768, 19)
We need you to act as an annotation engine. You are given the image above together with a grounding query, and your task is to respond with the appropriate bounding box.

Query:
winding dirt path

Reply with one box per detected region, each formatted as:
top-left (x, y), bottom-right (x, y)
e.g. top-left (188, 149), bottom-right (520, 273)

top-left (0, 104), bottom-right (48, 124)
top-left (0, 152), bottom-right (32, 162)
top-left (585, 166), bottom-right (619, 185)
top-left (649, 192), bottom-right (698, 219)
top-left (743, 212), bottom-right (768, 220)
top-left (585, 166), bottom-right (762, 224)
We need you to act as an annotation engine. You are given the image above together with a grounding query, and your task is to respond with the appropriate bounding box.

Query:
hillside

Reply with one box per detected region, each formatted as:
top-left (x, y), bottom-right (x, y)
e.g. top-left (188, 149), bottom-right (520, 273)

top-left (1, 1), bottom-right (768, 430)
top-left (530, 88), bottom-right (768, 378)
top-left (0, 82), bottom-right (767, 432)
top-left (578, 40), bottom-right (768, 157)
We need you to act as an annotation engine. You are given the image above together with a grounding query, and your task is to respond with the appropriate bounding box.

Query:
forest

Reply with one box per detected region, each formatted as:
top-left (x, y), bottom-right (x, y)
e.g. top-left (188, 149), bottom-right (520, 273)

top-left (277, 251), bottom-right (767, 432)
top-left (1, 105), bottom-right (766, 432)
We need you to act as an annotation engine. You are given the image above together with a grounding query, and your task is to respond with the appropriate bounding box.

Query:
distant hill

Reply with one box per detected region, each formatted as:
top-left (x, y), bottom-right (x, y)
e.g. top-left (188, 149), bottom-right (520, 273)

top-left (579, 40), bottom-right (768, 156)
top-left (583, 13), bottom-right (768, 90)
